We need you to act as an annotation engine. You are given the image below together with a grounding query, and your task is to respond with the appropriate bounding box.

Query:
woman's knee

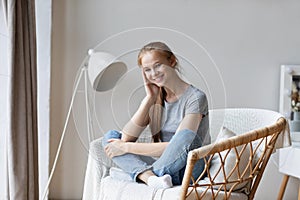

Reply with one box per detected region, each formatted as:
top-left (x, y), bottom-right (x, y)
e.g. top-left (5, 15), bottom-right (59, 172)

top-left (170, 129), bottom-right (196, 145)
top-left (102, 130), bottom-right (122, 147)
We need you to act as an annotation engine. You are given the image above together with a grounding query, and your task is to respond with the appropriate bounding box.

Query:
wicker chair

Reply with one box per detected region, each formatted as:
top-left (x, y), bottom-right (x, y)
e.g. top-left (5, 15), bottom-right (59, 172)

top-left (82, 108), bottom-right (289, 200)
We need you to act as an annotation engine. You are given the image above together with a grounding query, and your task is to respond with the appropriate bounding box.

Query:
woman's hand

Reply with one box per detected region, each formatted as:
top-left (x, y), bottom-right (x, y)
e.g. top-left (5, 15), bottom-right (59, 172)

top-left (142, 71), bottom-right (159, 101)
top-left (104, 139), bottom-right (127, 158)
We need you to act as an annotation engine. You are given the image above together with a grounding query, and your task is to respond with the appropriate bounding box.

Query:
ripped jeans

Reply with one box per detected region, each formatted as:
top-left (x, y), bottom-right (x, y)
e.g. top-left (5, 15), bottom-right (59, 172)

top-left (102, 129), bottom-right (205, 185)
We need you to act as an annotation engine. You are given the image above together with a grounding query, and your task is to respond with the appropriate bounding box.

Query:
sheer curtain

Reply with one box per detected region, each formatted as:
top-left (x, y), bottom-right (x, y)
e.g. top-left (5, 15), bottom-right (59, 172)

top-left (3, 0), bottom-right (39, 199)
top-left (0, 1), bottom-right (9, 199)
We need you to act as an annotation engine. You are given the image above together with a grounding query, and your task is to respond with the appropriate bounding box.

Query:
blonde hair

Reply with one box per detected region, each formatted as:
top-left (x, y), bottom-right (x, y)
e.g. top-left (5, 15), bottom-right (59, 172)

top-left (137, 42), bottom-right (177, 142)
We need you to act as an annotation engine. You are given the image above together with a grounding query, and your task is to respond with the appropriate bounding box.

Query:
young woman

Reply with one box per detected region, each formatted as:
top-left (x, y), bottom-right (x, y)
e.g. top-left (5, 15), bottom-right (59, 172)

top-left (102, 41), bottom-right (210, 189)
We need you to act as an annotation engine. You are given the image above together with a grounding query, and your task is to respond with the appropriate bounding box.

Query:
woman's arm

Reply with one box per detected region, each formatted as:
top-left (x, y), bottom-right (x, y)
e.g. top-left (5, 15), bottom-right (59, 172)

top-left (104, 139), bottom-right (168, 158)
top-left (121, 96), bottom-right (154, 142)
top-left (176, 113), bottom-right (203, 133)
top-left (121, 71), bottom-right (160, 142)
top-left (105, 113), bottom-right (203, 158)
top-left (126, 142), bottom-right (169, 157)
top-left (135, 113), bottom-right (203, 157)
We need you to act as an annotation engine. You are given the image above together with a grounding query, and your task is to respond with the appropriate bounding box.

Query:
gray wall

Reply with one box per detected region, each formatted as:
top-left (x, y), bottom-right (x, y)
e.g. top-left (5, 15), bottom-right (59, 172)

top-left (50, 0), bottom-right (300, 199)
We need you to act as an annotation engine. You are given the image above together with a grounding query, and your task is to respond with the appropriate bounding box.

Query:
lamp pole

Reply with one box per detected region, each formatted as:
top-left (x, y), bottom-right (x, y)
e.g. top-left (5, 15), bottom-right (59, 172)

top-left (42, 50), bottom-right (127, 199)
top-left (41, 61), bottom-right (93, 200)
top-left (84, 65), bottom-right (93, 143)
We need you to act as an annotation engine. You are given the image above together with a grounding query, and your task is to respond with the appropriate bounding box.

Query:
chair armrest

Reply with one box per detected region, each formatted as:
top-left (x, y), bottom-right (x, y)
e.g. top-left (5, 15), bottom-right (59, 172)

top-left (180, 117), bottom-right (287, 200)
top-left (82, 129), bottom-right (153, 200)
top-left (82, 137), bottom-right (116, 200)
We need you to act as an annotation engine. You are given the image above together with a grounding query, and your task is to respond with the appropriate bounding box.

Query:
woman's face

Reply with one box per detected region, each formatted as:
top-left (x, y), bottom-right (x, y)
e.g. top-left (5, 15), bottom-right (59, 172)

top-left (141, 51), bottom-right (176, 87)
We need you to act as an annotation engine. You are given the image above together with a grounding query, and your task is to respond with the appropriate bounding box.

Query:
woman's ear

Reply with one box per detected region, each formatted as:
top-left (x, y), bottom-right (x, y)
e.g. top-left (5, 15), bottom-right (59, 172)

top-left (169, 55), bottom-right (177, 67)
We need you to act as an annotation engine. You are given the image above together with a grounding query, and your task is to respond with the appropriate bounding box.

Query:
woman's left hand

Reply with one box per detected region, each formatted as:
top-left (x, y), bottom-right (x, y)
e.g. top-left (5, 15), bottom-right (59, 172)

top-left (104, 139), bottom-right (127, 158)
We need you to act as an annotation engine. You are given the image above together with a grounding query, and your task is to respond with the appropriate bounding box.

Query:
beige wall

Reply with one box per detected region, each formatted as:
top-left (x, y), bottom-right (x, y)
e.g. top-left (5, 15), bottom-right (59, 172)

top-left (50, 0), bottom-right (300, 199)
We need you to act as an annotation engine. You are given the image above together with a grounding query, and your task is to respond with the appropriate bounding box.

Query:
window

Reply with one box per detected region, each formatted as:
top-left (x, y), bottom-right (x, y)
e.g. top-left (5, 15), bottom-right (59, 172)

top-left (0, 3), bottom-right (9, 199)
top-left (0, 2), bottom-right (51, 198)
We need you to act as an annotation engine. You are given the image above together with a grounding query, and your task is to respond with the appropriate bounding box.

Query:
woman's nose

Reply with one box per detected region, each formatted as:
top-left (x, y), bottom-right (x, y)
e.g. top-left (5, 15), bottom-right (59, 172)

top-left (151, 68), bottom-right (158, 76)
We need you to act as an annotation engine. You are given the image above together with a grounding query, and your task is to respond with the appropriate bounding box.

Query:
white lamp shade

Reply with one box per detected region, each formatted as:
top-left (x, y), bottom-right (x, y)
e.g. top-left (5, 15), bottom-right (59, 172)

top-left (88, 52), bottom-right (127, 91)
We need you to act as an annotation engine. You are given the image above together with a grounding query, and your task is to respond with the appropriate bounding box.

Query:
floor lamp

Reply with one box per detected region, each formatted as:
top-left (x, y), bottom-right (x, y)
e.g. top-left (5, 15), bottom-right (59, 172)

top-left (42, 50), bottom-right (127, 200)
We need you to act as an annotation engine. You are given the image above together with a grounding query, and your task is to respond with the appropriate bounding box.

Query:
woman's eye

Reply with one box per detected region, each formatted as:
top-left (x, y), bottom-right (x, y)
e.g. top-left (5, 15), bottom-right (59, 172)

top-left (144, 68), bottom-right (151, 72)
top-left (154, 63), bottom-right (162, 68)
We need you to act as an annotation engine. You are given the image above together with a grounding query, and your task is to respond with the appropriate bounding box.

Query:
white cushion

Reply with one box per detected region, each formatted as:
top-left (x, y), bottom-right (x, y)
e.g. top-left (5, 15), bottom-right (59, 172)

top-left (100, 176), bottom-right (248, 200)
top-left (200, 126), bottom-right (251, 190)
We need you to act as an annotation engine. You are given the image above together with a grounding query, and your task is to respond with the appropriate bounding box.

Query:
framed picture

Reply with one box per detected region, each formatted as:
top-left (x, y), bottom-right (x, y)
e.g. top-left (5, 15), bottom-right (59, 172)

top-left (279, 64), bottom-right (300, 120)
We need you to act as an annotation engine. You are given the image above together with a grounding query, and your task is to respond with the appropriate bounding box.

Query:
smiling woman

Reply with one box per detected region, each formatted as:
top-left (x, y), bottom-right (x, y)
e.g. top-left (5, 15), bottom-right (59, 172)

top-left (101, 41), bottom-right (210, 189)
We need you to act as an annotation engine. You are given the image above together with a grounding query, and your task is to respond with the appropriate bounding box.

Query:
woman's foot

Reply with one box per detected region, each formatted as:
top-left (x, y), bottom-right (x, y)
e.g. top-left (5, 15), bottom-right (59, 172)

top-left (147, 174), bottom-right (173, 189)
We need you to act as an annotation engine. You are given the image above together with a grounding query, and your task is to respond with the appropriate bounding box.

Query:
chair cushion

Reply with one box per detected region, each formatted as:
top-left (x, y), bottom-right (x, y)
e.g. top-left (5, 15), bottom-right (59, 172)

top-left (100, 176), bottom-right (248, 200)
top-left (200, 126), bottom-right (251, 191)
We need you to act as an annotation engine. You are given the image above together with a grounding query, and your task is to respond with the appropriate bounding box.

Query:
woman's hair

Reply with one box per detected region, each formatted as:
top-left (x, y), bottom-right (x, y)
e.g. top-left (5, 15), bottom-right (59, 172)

top-left (137, 41), bottom-right (177, 67)
top-left (137, 42), bottom-right (178, 142)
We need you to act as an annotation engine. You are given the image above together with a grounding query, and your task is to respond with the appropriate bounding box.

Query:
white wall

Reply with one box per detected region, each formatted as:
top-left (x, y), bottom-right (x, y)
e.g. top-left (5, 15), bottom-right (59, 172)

top-left (50, 0), bottom-right (300, 199)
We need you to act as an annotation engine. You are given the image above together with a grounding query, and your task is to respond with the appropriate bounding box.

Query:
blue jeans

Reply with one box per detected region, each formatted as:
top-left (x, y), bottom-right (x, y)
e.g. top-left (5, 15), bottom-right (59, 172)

top-left (102, 129), bottom-right (205, 185)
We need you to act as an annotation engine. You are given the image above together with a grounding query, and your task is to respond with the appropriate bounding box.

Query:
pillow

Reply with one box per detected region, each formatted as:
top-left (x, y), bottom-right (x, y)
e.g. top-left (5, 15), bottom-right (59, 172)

top-left (200, 126), bottom-right (251, 191)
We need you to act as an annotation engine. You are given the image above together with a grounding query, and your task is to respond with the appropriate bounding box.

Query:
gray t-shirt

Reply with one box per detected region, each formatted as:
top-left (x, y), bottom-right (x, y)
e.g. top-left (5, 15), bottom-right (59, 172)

top-left (160, 85), bottom-right (210, 146)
